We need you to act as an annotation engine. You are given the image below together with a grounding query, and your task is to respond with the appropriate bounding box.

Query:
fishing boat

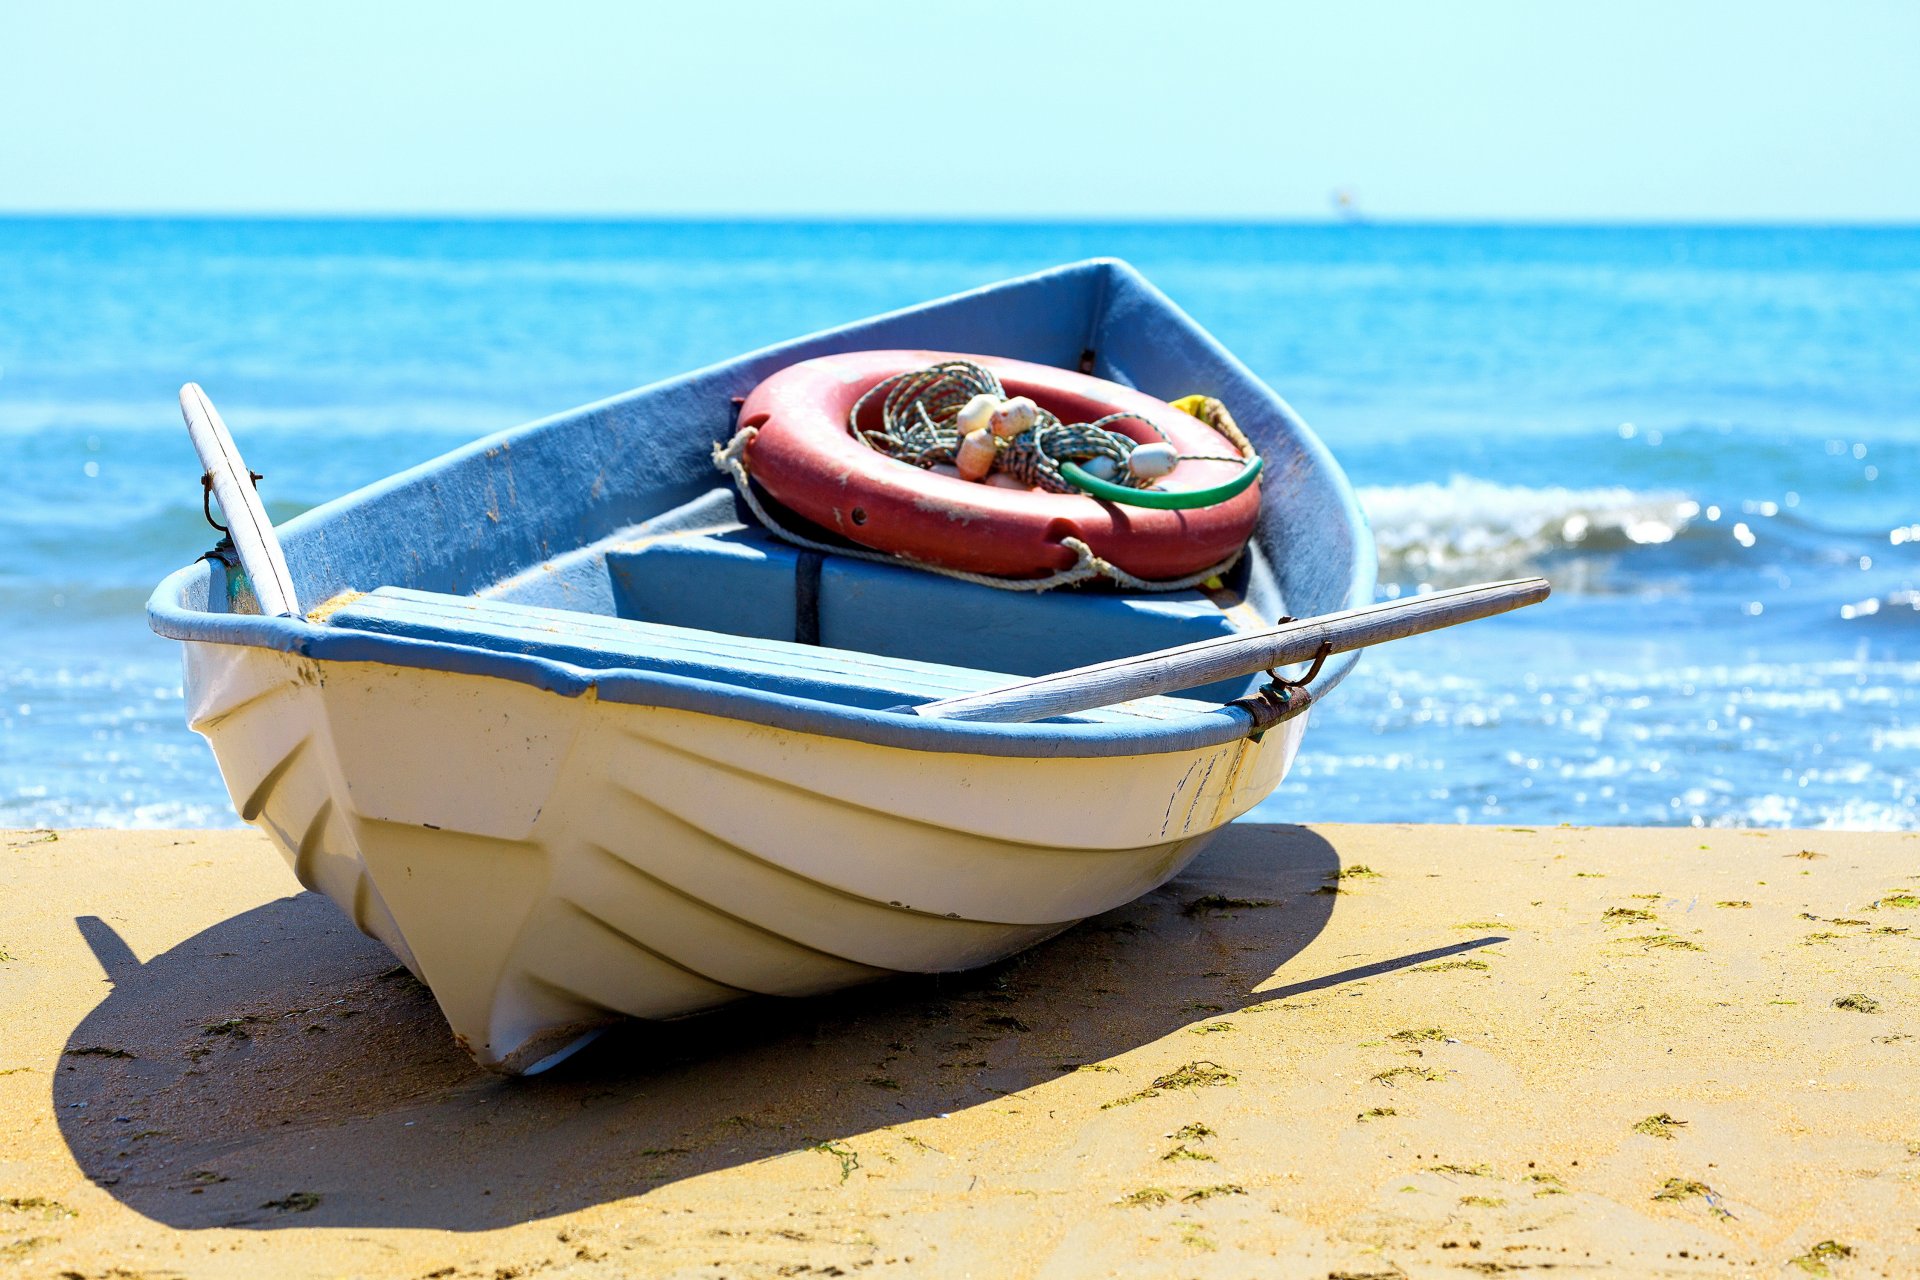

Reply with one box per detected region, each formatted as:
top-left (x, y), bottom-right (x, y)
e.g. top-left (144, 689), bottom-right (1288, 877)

top-left (148, 259), bottom-right (1546, 1073)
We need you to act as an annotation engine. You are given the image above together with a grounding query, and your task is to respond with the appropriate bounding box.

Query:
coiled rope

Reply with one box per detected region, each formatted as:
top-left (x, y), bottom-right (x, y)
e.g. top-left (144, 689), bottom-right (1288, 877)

top-left (850, 360), bottom-right (1256, 496)
top-left (852, 360), bottom-right (1140, 491)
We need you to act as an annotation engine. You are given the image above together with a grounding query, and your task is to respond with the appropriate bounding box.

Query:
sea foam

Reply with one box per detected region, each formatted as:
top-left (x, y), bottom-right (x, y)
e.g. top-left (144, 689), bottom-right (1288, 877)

top-left (1358, 477), bottom-right (1700, 584)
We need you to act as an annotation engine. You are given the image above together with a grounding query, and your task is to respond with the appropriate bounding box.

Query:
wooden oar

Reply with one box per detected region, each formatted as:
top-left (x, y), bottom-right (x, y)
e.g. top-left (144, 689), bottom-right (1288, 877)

top-left (180, 383), bottom-right (302, 618)
top-left (907, 577), bottom-right (1550, 724)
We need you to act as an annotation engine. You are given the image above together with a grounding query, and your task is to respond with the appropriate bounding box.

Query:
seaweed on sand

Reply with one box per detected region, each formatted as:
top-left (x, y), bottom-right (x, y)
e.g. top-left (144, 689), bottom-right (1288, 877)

top-left (1181, 894), bottom-right (1275, 917)
top-left (1371, 1066), bottom-right (1445, 1086)
top-left (203, 1014), bottom-right (275, 1039)
top-left (1788, 1241), bottom-right (1854, 1276)
top-left (260, 1191), bottom-right (321, 1213)
top-left (1177, 1222), bottom-right (1217, 1251)
top-left (1651, 1177), bottom-right (1710, 1202)
top-left (1634, 1113), bottom-right (1688, 1140)
top-left (809, 1140), bottom-right (860, 1183)
top-left (1160, 1143), bottom-right (1214, 1162)
top-left (1104, 1060), bottom-right (1237, 1109)
top-left (1180, 1184), bottom-right (1244, 1202)
top-left (1628, 933), bottom-right (1703, 951)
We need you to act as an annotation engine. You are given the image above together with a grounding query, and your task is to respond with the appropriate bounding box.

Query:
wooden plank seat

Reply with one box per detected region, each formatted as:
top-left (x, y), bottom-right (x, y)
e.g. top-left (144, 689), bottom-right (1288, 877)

top-left (323, 588), bottom-right (1217, 722)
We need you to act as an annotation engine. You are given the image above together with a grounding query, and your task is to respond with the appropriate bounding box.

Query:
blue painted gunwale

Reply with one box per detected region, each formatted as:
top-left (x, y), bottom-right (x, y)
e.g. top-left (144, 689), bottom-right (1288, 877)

top-left (148, 259), bottom-right (1378, 760)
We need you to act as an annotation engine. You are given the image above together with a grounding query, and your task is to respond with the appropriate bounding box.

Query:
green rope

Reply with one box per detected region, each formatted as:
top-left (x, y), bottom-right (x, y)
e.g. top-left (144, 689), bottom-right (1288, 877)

top-left (848, 360), bottom-right (1257, 505)
top-left (1060, 455), bottom-right (1265, 508)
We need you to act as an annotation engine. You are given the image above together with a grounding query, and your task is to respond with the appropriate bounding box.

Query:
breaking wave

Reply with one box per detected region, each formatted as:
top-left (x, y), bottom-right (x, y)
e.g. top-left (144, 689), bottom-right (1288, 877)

top-left (1359, 477), bottom-right (1702, 586)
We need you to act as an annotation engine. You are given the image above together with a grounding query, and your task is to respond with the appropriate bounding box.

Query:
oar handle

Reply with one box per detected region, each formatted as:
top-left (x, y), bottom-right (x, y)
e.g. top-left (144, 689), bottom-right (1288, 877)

top-left (179, 383), bottom-right (303, 618)
top-left (906, 577), bottom-right (1550, 724)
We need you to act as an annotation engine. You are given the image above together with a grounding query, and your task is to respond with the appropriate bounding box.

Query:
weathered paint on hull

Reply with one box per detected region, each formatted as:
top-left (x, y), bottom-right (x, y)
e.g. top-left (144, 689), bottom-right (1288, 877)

top-left (183, 640), bottom-right (1303, 1072)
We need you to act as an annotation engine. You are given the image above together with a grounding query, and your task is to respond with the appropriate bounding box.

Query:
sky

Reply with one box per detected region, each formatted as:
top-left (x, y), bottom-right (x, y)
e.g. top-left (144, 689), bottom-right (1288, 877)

top-left (2, 1), bottom-right (1917, 222)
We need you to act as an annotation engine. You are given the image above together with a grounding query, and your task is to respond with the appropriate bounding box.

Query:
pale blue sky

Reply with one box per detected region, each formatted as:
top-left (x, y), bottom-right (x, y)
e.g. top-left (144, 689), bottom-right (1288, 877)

top-left (3, 1), bottom-right (1916, 220)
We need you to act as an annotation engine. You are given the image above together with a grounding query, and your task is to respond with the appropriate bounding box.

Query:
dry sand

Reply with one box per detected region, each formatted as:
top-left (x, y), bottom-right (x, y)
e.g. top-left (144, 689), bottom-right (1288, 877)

top-left (2, 823), bottom-right (1916, 1279)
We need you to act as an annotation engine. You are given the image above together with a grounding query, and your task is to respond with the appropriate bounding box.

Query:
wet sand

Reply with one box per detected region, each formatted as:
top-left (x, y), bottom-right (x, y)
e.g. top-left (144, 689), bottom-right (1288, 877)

top-left (2, 823), bottom-right (1916, 1278)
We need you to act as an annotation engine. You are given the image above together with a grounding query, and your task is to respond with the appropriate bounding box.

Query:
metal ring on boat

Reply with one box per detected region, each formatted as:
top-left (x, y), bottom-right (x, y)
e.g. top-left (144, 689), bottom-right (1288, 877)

top-left (737, 351), bottom-right (1264, 580)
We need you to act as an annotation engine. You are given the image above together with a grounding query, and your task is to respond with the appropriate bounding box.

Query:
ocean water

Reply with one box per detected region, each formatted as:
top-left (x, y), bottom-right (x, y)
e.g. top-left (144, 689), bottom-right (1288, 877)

top-left (1, 219), bottom-right (1915, 830)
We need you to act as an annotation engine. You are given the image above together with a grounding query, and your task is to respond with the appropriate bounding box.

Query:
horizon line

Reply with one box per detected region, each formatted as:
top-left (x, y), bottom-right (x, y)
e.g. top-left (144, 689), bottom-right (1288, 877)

top-left (4, 211), bottom-right (1919, 231)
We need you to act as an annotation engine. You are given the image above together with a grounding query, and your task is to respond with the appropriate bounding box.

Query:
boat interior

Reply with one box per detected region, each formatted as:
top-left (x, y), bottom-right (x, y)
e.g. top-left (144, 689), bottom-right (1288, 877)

top-left (317, 484), bottom-right (1283, 720)
top-left (160, 260), bottom-right (1374, 729)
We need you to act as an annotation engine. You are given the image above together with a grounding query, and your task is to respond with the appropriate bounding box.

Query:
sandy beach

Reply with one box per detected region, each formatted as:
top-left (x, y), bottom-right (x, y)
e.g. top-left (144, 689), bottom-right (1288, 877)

top-left (2, 822), bottom-right (1916, 1278)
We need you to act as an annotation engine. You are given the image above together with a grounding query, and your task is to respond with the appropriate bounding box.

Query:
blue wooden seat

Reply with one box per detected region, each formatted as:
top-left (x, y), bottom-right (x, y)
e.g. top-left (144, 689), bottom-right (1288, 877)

top-left (324, 587), bottom-right (1216, 723)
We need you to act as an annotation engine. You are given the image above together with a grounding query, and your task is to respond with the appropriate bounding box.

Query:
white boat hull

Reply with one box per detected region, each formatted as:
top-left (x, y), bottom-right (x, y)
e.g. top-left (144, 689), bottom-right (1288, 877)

top-left (182, 640), bottom-right (1305, 1072)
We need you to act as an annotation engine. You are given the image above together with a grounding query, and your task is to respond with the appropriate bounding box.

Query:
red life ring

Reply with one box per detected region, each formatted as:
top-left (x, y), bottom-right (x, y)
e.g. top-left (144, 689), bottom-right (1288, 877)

top-left (738, 351), bottom-right (1262, 580)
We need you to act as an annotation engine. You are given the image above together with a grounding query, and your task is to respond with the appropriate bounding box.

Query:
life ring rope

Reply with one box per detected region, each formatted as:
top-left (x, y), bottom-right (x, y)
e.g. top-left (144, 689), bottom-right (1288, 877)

top-left (713, 427), bottom-right (1245, 594)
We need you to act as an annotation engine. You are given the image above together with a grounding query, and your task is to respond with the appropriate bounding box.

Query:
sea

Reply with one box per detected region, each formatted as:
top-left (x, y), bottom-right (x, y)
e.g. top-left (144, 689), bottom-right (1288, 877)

top-left (1, 219), bottom-right (1915, 830)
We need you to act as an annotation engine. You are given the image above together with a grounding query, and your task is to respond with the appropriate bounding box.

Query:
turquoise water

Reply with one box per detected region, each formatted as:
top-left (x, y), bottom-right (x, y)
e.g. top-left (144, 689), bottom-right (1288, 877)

top-left (2, 219), bottom-right (1916, 829)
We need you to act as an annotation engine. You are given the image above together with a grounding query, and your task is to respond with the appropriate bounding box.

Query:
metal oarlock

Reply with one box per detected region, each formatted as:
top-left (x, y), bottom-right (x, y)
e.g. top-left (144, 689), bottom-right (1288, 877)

top-left (1228, 641), bottom-right (1332, 741)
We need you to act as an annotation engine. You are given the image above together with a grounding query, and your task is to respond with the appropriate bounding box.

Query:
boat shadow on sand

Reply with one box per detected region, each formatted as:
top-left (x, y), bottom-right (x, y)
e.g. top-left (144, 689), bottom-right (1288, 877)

top-left (55, 822), bottom-right (1499, 1232)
